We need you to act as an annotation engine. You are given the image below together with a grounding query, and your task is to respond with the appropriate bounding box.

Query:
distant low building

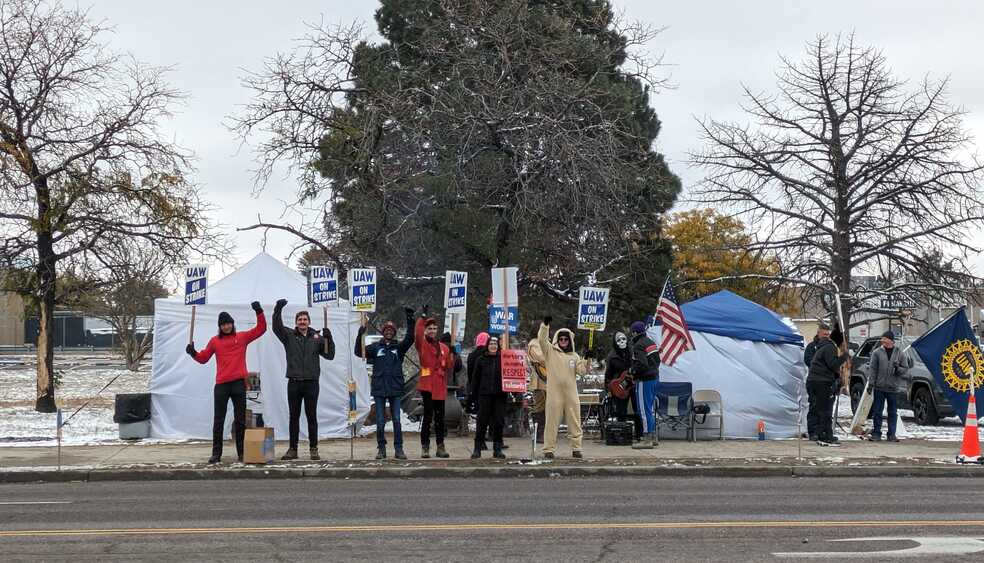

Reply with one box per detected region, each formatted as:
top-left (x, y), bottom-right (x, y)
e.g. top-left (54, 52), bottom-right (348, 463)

top-left (0, 291), bottom-right (26, 346)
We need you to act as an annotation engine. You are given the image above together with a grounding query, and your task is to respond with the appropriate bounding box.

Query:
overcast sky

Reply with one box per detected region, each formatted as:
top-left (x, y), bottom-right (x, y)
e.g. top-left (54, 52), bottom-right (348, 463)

top-left (84, 0), bottom-right (984, 277)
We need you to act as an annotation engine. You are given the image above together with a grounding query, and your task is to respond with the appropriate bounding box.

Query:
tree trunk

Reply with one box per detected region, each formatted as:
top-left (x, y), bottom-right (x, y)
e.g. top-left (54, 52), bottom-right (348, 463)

top-left (35, 244), bottom-right (57, 413)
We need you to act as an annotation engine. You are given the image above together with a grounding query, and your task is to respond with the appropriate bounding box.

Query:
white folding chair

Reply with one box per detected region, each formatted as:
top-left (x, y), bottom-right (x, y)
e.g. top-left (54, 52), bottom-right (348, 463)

top-left (691, 389), bottom-right (724, 441)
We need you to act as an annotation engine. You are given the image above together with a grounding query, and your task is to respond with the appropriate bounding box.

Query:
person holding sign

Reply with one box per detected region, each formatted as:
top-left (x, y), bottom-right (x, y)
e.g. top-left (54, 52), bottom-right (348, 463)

top-left (356, 307), bottom-right (416, 460)
top-left (538, 317), bottom-right (590, 459)
top-left (468, 335), bottom-right (506, 459)
top-left (415, 309), bottom-right (452, 459)
top-left (272, 299), bottom-right (335, 461)
top-left (186, 302), bottom-right (267, 464)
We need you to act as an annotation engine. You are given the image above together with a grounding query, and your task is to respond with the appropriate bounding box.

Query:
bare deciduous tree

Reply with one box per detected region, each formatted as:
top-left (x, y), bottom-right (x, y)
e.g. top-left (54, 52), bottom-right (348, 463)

top-left (85, 243), bottom-right (170, 371)
top-left (691, 34), bottom-right (984, 328)
top-left (0, 0), bottom-right (218, 411)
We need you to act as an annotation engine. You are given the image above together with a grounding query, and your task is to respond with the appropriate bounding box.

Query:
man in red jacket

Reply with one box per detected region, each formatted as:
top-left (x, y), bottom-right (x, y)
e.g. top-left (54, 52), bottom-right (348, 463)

top-left (187, 301), bottom-right (267, 463)
top-left (415, 310), bottom-right (450, 458)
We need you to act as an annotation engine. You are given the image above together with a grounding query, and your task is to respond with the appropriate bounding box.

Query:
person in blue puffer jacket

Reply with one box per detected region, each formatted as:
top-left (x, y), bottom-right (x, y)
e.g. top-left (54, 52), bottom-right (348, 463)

top-left (356, 307), bottom-right (415, 460)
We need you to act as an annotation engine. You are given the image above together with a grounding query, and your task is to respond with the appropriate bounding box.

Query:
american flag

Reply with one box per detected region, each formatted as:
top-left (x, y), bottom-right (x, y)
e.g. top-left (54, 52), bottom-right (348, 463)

top-left (655, 279), bottom-right (695, 366)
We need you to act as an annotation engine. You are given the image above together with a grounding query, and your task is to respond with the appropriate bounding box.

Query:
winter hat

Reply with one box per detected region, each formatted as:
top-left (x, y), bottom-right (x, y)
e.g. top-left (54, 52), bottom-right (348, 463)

top-left (217, 312), bottom-right (234, 327)
top-left (440, 332), bottom-right (452, 345)
top-left (381, 321), bottom-right (397, 338)
top-left (475, 332), bottom-right (490, 348)
top-left (882, 330), bottom-right (895, 341)
top-left (630, 321), bottom-right (646, 335)
top-left (425, 317), bottom-right (439, 328)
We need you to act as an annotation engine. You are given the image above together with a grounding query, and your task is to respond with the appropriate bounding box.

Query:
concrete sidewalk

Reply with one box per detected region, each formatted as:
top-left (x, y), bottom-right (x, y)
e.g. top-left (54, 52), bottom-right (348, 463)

top-left (2, 433), bottom-right (981, 482)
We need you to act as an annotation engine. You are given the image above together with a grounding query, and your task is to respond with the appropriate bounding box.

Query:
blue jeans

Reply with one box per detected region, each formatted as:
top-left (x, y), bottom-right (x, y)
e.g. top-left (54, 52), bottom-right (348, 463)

top-left (634, 379), bottom-right (658, 434)
top-left (374, 396), bottom-right (403, 448)
top-left (872, 390), bottom-right (898, 438)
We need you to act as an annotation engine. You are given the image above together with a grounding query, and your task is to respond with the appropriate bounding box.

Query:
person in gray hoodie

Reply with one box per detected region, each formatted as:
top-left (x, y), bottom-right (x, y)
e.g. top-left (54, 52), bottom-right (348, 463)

top-left (868, 330), bottom-right (912, 442)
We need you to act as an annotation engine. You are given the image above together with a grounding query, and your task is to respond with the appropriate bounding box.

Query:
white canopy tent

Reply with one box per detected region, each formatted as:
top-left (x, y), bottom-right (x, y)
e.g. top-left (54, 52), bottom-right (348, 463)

top-left (150, 253), bottom-right (370, 440)
top-left (651, 290), bottom-right (807, 439)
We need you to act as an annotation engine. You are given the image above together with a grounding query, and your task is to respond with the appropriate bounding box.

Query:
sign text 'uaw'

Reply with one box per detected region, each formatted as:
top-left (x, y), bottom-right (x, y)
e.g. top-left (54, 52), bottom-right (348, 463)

top-left (577, 286), bottom-right (610, 331)
top-left (184, 264), bottom-right (209, 306)
top-left (348, 267), bottom-right (377, 312)
top-left (309, 265), bottom-right (339, 307)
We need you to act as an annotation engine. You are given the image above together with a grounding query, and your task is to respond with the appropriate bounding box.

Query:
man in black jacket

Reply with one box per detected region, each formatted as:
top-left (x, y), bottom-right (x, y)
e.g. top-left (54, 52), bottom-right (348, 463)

top-left (356, 307), bottom-right (415, 460)
top-left (273, 299), bottom-right (335, 461)
top-left (803, 323), bottom-right (830, 439)
top-left (807, 326), bottom-right (849, 445)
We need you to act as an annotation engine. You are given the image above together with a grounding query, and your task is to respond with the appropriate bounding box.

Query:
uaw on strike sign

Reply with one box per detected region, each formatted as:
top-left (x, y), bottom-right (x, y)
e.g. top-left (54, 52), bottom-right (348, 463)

top-left (309, 265), bottom-right (339, 307)
top-left (348, 267), bottom-right (377, 312)
top-left (577, 286), bottom-right (609, 331)
top-left (184, 265), bottom-right (208, 305)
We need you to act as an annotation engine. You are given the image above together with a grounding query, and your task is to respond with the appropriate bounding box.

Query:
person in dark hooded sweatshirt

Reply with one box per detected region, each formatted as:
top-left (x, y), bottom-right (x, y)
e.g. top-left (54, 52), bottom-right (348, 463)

top-left (272, 299), bottom-right (335, 461)
top-left (469, 335), bottom-right (507, 459)
top-left (605, 331), bottom-right (642, 440)
top-left (187, 302), bottom-right (267, 464)
top-left (807, 324), bottom-right (850, 446)
top-left (356, 307), bottom-right (415, 460)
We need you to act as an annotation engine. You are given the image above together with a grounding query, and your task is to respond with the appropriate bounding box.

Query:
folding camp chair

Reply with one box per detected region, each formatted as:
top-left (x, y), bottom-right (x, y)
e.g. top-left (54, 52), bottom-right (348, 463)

top-left (656, 382), bottom-right (694, 442)
top-left (691, 389), bottom-right (724, 441)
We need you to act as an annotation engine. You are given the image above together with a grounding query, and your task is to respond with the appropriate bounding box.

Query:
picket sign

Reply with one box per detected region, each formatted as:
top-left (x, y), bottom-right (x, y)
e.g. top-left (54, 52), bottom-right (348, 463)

top-left (500, 349), bottom-right (527, 393)
top-left (490, 267), bottom-right (519, 343)
top-left (577, 286), bottom-right (609, 351)
top-left (348, 268), bottom-right (377, 312)
top-left (445, 271), bottom-right (468, 346)
top-left (309, 264), bottom-right (339, 354)
top-left (184, 264), bottom-right (209, 344)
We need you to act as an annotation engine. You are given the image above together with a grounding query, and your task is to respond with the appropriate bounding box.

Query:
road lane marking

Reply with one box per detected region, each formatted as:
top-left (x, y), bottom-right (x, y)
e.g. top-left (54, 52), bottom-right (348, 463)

top-left (775, 536), bottom-right (984, 558)
top-left (3, 520), bottom-right (984, 538)
top-left (0, 501), bottom-right (72, 506)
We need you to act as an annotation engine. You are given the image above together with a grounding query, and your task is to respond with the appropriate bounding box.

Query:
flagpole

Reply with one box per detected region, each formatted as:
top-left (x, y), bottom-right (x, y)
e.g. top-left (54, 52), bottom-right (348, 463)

top-left (654, 271), bottom-right (671, 325)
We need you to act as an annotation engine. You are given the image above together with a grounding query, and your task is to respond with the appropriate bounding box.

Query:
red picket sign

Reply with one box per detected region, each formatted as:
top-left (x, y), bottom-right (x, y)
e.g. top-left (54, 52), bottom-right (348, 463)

top-left (500, 349), bottom-right (528, 393)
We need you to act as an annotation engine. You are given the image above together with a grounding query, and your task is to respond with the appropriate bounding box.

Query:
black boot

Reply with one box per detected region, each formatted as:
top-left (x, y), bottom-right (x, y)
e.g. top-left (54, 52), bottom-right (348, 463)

top-left (471, 447), bottom-right (482, 459)
top-left (375, 446), bottom-right (386, 460)
top-left (493, 443), bottom-right (506, 459)
top-left (207, 455), bottom-right (221, 464)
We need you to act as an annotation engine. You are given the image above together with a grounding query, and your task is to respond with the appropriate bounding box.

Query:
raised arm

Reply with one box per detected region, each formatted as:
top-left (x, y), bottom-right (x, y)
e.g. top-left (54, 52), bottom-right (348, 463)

top-left (242, 302), bottom-right (267, 344)
top-left (320, 328), bottom-right (335, 360)
top-left (189, 338), bottom-right (216, 364)
top-left (354, 325), bottom-right (367, 359)
top-left (272, 299), bottom-right (289, 345)
top-left (399, 307), bottom-right (416, 355)
top-left (537, 318), bottom-right (553, 361)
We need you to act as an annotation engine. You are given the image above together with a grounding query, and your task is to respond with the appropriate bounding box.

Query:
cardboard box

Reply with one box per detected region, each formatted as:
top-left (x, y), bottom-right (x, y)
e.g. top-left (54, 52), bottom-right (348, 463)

top-left (243, 427), bottom-right (275, 464)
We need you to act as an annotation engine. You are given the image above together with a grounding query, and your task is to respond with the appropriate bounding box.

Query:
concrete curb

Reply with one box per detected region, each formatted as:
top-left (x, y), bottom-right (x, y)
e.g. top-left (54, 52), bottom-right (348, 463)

top-left (2, 463), bottom-right (983, 483)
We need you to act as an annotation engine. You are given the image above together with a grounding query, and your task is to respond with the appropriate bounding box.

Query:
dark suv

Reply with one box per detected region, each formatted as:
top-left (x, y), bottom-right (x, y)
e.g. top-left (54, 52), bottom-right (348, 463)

top-left (848, 337), bottom-right (954, 425)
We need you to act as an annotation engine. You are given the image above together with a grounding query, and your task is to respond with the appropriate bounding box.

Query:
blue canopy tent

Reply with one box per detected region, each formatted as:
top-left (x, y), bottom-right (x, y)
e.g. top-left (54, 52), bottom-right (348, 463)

top-left (651, 290), bottom-right (807, 439)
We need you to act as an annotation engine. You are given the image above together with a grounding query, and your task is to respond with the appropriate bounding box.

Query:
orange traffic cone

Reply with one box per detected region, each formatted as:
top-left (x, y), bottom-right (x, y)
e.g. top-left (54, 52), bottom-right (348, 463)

top-left (957, 383), bottom-right (983, 464)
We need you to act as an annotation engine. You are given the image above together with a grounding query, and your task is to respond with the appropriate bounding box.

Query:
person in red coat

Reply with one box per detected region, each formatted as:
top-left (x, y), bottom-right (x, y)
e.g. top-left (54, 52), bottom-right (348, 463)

top-left (186, 302), bottom-right (267, 464)
top-left (415, 310), bottom-right (451, 458)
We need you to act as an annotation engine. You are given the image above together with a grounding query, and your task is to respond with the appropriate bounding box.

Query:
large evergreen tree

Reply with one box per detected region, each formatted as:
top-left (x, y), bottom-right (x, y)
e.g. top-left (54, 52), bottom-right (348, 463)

top-left (237, 0), bottom-right (680, 336)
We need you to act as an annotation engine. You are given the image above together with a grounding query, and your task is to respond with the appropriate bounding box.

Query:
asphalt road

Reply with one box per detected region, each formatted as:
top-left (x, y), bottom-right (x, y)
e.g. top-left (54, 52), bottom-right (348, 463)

top-left (1, 476), bottom-right (983, 562)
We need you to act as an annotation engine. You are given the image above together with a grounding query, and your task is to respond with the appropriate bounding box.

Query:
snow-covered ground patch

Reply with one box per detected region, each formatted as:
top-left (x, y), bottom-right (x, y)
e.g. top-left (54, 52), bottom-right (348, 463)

top-left (0, 358), bottom-right (149, 446)
top-left (832, 394), bottom-right (966, 441)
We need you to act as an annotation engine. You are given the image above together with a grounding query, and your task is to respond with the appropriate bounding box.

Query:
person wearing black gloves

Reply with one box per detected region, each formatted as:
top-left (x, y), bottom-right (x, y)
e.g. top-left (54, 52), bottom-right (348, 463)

top-left (272, 299), bottom-right (335, 461)
top-left (469, 335), bottom-right (507, 459)
top-left (186, 302), bottom-right (267, 464)
top-left (355, 307), bottom-right (415, 460)
top-left (807, 324), bottom-right (850, 446)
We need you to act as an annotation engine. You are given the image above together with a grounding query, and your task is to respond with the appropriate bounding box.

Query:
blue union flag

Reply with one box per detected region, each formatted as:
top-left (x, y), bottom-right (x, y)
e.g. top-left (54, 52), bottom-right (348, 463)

top-left (911, 307), bottom-right (984, 422)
